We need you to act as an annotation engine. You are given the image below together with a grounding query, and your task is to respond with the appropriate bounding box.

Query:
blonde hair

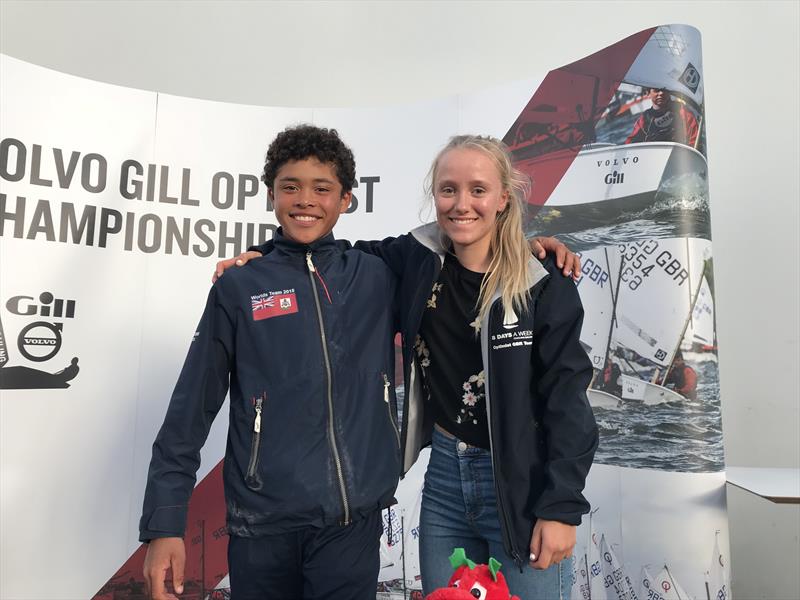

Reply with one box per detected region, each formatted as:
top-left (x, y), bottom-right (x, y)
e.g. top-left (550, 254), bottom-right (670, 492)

top-left (425, 135), bottom-right (533, 326)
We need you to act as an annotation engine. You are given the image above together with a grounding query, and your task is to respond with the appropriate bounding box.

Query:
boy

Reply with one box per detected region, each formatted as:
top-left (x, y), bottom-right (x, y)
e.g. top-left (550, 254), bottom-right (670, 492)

top-left (140, 125), bottom-right (401, 599)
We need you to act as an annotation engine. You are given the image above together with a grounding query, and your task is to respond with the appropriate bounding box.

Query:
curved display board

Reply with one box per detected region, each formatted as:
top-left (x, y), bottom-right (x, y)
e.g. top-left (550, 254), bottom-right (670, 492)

top-left (0, 25), bottom-right (730, 600)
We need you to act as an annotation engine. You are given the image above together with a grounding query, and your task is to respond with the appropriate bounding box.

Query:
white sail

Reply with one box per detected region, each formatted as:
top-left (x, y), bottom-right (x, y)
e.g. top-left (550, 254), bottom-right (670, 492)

top-left (212, 575), bottom-right (229, 590)
top-left (652, 566), bottom-right (693, 600)
top-left (612, 238), bottom-right (710, 368)
top-left (705, 535), bottom-right (730, 600)
top-left (205, 576), bottom-right (231, 600)
top-left (379, 536), bottom-right (394, 569)
top-left (686, 276), bottom-right (714, 347)
top-left (403, 486), bottom-right (424, 591)
top-left (377, 505), bottom-right (404, 583)
top-left (587, 519), bottom-right (609, 600)
top-left (622, 25), bottom-right (705, 106)
top-left (571, 553), bottom-right (592, 600)
top-left (575, 248), bottom-right (617, 370)
top-left (638, 567), bottom-right (656, 600)
top-left (599, 535), bottom-right (639, 600)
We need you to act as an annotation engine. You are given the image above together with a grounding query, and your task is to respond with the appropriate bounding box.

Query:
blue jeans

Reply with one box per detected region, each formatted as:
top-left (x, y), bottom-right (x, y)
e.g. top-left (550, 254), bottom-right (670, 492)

top-left (419, 427), bottom-right (574, 599)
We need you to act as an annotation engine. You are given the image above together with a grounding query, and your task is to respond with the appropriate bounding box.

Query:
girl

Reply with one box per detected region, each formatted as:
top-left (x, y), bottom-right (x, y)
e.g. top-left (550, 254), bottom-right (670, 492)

top-left (388, 136), bottom-right (596, 596)
top-left (220, 135), bottom-right (596, 598)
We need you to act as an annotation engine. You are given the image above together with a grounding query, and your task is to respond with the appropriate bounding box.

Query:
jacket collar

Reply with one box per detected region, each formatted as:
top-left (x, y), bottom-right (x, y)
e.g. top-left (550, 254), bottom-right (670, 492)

top-left (410, 221), bottom-right (549, 292)
top-left (410, 222), bottom-right (447, 265)
top-left (272, 227), bottom-right (338, 257)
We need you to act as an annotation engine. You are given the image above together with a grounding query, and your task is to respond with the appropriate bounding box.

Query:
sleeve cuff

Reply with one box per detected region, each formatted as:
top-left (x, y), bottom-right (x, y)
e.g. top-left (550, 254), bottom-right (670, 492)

top-left (138, 504), bottom-right (188, 542)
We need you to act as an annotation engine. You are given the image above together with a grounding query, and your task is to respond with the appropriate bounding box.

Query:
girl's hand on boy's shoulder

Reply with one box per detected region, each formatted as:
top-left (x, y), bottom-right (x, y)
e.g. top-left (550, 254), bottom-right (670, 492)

top-left (531, 237), bottom-right (581, 280)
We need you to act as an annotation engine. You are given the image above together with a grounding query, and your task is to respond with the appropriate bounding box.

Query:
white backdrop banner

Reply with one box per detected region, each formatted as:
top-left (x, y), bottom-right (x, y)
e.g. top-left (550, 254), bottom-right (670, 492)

top-left (0, 24), bottom-right (730, 600)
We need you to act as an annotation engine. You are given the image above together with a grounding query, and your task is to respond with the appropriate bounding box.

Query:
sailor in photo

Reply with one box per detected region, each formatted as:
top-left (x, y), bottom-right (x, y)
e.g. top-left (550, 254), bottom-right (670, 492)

top-left (625, 87), bottom-right (700, 148)
top-left (663, 350), bottom-right (698, 401)
top-left (598, 356), bottom-right (623, 396)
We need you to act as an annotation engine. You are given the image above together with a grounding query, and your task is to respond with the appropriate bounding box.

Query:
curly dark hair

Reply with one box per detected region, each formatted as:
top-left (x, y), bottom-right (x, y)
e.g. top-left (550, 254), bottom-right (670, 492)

top-left (261, 124), bottom-right (356, 193)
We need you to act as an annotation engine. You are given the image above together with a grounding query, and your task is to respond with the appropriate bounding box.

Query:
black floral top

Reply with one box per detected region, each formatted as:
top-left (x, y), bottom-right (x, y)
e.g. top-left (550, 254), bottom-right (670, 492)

top-left (415, 253), bottom-right (489, 449)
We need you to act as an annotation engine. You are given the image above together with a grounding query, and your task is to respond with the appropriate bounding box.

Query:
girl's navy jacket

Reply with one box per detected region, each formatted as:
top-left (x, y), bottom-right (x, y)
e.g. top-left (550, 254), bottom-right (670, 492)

top-left (139, 231), bottom-right (401, 541)
top-left (351, 223), bottom-right (599, 570)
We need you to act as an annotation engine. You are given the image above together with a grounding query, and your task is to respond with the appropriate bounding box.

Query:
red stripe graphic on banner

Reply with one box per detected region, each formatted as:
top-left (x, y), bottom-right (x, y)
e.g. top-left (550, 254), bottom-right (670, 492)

top-left (93, 462), bottom-right (228, 599)
top-left (95, 27), bottom-right (656, 599)
top-left (503, 28), bottom-right (656, 207)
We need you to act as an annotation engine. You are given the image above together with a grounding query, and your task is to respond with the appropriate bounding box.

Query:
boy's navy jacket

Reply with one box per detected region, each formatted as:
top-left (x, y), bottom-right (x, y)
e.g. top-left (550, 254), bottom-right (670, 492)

top-left (254, 223), bottom-right (598, 569)
top-left (139, 231), bottom-right (401, 542)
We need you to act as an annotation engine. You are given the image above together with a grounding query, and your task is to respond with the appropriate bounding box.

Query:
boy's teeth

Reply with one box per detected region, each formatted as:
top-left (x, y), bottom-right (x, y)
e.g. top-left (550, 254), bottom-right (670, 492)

top-left (294, 215), bottom-right (318, 221)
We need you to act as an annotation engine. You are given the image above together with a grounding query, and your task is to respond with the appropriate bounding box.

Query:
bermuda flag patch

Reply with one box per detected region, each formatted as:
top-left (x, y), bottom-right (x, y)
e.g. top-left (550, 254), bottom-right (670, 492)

top-left (251, 290), bottom-right (298, 321)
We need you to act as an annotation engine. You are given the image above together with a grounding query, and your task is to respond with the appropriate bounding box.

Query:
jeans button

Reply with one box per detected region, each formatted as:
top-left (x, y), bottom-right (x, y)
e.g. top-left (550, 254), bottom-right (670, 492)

top-left (457, 441), bottom-right (468, 452)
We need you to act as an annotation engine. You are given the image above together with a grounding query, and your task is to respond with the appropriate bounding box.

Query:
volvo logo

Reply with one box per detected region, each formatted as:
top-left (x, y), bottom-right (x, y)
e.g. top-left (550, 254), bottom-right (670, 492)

top-left (0, 290), bottom-right (80, 390)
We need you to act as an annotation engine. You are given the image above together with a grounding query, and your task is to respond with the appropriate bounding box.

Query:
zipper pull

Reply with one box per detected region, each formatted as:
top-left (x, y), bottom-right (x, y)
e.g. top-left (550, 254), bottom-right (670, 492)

top-left (383, 373), bottom-right (390, 403)
top-left (254, 396), bottom-right (263, 433)
top-left (306, 250), bottom-right (316, 273)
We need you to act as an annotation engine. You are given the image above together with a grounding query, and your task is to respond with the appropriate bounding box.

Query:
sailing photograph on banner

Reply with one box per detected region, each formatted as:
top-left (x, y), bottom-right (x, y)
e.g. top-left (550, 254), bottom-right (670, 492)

top-left (508, 25), bottom-right (710, 250)
top-left (578, 238), bottom-right (723, 474)
top-left (510, 24), bottom-right (731, 600)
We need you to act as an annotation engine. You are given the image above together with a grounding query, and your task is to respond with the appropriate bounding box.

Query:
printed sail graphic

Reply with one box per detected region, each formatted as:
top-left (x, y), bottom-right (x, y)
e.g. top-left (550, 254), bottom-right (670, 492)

top-left (576, 247), bottom-right (616, 370)
top-left (611, 238), bottom-right (710, 370)
top-left (403, 486), bottom-right (424, 591)
top-left (652, 566), bottom-right (692, 600)
top-left (572, 554), bottom-right (591, 600)
top-left (587, 517), bottom-right (608, 600)
top-left (377, 455), bottom-right (425, 598)
top-left (638, 567), bottom-right (656, 600)
top-left (599, 535), bottom-right (639, 600)
top-left (623, 26), bottom-right (705, 107)
top-left (705, 534), bottom-right (729, 600)
top-left (686, 276), bottom-right (714, 348)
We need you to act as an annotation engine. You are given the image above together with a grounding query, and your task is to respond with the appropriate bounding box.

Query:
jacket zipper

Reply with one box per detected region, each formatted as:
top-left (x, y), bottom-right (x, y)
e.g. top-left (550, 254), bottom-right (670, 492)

top-left (484, 310), bottom-right (525, 571)
top-left (383, 372), bottom-right (401, 449)
top-left (244, 394), bottom-right (264, 489)
top-left (306, 250), bottom-right (350, 525)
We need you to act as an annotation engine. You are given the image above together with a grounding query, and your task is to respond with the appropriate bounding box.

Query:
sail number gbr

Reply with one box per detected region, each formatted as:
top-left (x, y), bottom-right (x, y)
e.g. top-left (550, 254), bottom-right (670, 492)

top-left (619, 240), bottom-right (690, 291)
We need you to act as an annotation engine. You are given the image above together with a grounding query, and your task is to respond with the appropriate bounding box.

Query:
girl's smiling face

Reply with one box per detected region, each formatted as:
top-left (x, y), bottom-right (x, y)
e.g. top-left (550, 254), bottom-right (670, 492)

top-left (433, 147), bottom-right (508, 259)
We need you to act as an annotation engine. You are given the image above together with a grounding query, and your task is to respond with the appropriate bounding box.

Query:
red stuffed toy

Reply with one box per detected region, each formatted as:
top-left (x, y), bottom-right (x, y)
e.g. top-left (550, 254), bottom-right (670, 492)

top-left (425, 548), bottom-right (520, 600)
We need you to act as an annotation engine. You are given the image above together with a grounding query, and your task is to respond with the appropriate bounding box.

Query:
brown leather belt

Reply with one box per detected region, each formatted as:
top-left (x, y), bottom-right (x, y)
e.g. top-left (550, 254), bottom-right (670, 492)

top-left (434, 423), bottom-right (455, 439)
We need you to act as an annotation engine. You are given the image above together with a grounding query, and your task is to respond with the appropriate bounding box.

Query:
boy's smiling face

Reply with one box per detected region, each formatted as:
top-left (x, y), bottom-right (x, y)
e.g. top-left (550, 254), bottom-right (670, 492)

top-left (270, 157), bottom-right (351, 245)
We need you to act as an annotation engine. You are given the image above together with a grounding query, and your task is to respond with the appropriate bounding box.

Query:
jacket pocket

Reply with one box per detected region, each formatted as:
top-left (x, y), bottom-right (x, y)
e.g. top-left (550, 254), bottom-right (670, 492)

top-left (382, 372), bottom-right (401, 450)
top-left (245, 393), bottom-right (265, 491)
